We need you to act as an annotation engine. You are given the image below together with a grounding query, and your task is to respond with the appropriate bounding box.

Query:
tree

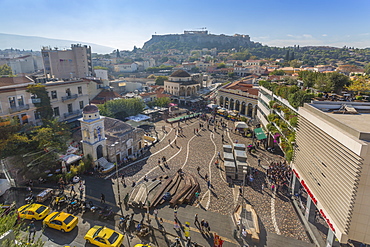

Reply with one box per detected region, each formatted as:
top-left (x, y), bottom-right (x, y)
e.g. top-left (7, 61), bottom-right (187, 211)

top-left (270, 70), bottom-right (285, 76)
top-left (346, 76), bottom-right (370, 94)
top-left (0, 64), bottom-right (13, 76)
top-left (217, 63), bottom-right (226, 69)
top-left (26, 84), bottom-right (53, 121)
top-left (98, 98), bottom-right (145, 120)
top-left (364, 63), bottom-right (370, 75)
top-left (0, 205), bottom-right (44, 246)
top-left (190, 67), bottom-right (200, 73)
top-left (147, 74), bottom-right (156, 79)
top-left (93, 66), bottom-right (108, 70)
top-left (154, 97), bottom-right (171, 107)
top-left (155, 76), bottom-right (168, 86)
top-left (228, 72), bottom-right (235, 78)
top-left (285, 50), bottom-right (290, 61)
top-left (326, 72), bottom-right (350, 93)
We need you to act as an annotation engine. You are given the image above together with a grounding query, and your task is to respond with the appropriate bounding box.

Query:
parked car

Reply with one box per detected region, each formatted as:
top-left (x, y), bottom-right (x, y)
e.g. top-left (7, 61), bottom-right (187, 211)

top-left (18, 203), bottom-right (50, 220)
top-left (43, 212), bottom-right (78, 232)
top-left (84, 225), bottom-right (124, 247)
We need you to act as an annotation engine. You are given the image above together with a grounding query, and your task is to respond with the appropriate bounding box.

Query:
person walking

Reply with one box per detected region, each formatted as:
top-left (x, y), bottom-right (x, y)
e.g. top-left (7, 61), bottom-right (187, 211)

top-left (194, 213), bottom-right (199, 226)
top-left (174, 219), bottom-right (180, 231)
top-left (79, 185), bottom-right (84, 200)
top-left (200, 219), bottom-right (205, 231)
top-left (153, 209), bottom-right (158, 219)
top-left (70, 184), bottom-right (75, 194)
top-left (174, 205), bottom-right (178, 218)
top-left (158, 158), bottom-right (161, 166)
top-left (204, 221), bottom-right (210, 232)
top-left (197, 166), bottom-right (200, 174)
top-left (195, 191), bottom-right (200, 204)
top-left (168, 139), bottom-right (171, 145)
top-left (207, 180), bottom-right (211, 189)
top-left (28, 220), bottom-right (36, 242)
top-left (100, 193), bottom-right (105, 204)
top-left (174, 139), bottom-right (177, 146)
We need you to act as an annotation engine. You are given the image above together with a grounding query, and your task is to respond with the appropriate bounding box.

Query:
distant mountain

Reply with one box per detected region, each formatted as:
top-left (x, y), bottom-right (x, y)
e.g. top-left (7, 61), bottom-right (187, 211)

top-left (0, 33), bottom-right (114, 54)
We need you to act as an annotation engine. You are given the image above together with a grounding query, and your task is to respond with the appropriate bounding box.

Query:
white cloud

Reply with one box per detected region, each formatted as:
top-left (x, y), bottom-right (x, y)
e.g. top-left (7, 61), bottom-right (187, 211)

top-left (302, 34), bottom-right (312, 38)
top-left (322, 34), bottom-right (328, 37)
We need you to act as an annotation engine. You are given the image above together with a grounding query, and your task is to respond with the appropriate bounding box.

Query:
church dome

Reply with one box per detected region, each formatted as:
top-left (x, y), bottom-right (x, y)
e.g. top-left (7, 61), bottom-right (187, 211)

top-left (170, 70), bottom-right (191, 77)
top-left (83, 104), bottom-right (99, 114)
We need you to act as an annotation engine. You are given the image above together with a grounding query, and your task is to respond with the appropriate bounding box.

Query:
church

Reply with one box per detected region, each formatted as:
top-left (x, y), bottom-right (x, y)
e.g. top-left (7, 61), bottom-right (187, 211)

top-left (164, 70), bottom-right (201, 104)
top-left (78, 104), bottom-right (145, 172)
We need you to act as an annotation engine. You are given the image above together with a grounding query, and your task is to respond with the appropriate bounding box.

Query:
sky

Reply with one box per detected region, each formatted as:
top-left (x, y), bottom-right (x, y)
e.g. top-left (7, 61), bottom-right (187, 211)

top-left (1, 0), bottom-right (370, 51)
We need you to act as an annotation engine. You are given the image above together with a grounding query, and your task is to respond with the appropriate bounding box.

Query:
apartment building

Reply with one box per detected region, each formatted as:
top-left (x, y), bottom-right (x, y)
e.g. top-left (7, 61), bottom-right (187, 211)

top-left (42, 44), bottom-right (93, 80)
top-left (292, 101), bottom-right (370, 246)
top-left (45, 79), bottom-right (90, 123)
top-left (0, 76), bottom-right (37, 125)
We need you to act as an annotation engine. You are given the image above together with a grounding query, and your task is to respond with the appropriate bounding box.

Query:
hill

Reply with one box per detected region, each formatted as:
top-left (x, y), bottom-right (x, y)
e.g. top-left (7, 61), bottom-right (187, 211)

top-left (142, 31), bottom-right (261, 51)
top-left (0, 33), bottom-right (114, 54)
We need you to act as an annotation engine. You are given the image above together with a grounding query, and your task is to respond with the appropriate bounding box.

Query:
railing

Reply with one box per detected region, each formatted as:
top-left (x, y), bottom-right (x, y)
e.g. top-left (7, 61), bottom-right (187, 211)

top-left (9, 104), bottom-right (29, 113)
top-left (61, 94), bottom-right (78, 102)
top-left (63, 110), bottom-right (81, 119)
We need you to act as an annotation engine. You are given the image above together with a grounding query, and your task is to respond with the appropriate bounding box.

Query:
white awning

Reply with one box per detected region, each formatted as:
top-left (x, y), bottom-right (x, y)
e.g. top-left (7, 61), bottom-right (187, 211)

top-left (60, 154), bottom-right (82, 165)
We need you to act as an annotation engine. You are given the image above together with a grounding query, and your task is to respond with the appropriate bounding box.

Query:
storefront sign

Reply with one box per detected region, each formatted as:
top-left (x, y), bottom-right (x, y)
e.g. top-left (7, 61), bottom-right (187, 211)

top-left (293, 169), bottom-right (300, 179)
top-left (301, 180), bottom-right (317, 205)
top-left (320, 209), bottom-right (335, 232)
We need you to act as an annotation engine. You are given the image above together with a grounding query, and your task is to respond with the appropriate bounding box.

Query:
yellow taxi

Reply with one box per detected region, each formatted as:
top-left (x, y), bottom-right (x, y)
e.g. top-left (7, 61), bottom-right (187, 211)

top-left (84, 225), bottom-right (124, 247)
top-left (43, 212), bottom-right (78, 232)
top-left (18, 203), bottom-right (50, 220)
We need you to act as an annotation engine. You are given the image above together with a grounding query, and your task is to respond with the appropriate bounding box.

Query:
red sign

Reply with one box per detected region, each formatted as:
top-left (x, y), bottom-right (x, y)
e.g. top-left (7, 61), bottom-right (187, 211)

top-left (301, 180), bottom-right (317, 205)
top-left (320, 209), bottom-right (335, 232)
top-left (293, 169), bottom-right (300, 179)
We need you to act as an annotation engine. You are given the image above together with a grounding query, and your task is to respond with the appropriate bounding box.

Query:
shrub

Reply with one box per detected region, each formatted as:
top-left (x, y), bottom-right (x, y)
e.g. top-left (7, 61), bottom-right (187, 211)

top-left (356, 95), bottom-right (363, 100)
top-left (290, 116), bottom-right (298, 127)
top-left (317, 93), bottom-right (323, 97)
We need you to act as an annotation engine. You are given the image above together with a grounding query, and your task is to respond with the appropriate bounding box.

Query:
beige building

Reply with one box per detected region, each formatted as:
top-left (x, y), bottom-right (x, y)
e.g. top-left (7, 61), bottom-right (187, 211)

top-left (42, 44), bottom-right (93, 80)
top-left (217, 78), bottom-right (259, 117)
top-left (292, 101), bottom-right (370, 246)
top-left (45, 79), bottom-right (90, 123)
top-left (0, 76), bottom-right (37, 125)
top-left (164, 70), bottom-right (201, 104)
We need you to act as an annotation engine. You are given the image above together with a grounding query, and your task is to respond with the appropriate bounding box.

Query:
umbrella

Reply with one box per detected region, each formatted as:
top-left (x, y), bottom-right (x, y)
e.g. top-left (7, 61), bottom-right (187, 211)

top-left (207, 104), bottom-right (219, 109)
top-left (235, 122), bottom-right (248, 129)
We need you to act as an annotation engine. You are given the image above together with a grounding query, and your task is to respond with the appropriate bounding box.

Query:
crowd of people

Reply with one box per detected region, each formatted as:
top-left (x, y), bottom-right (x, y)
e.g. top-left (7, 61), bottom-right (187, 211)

top-left (266, 160), bottom-right (292, 194)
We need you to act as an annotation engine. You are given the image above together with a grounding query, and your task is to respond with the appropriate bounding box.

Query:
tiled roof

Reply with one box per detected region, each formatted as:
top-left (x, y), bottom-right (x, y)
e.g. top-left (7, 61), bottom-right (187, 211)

top-left (91, 90), bottom-right (121, 104)
top-left (0, 76), bottom-right (34, 87)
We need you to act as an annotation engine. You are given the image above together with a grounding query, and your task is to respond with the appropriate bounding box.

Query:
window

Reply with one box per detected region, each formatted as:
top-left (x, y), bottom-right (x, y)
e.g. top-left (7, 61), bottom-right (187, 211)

top-left (67, 104), bottom-right (73, 113)
top-left (34, 111), bottom-right (41, 120)
top-left (9, 97), bottom-right (16, 108)
top-left (51, 90), bottom-right (57, 99)
top-left (53, 107), bottom-right (60, 116)
top-left (66, 88), bottom-right (71, 96)
top-left (79, 101), bottom-right (84, 109)
top-left (78, 86), bottom-right (82, 95)
top-left (17, 96), bottom-right (24, 106)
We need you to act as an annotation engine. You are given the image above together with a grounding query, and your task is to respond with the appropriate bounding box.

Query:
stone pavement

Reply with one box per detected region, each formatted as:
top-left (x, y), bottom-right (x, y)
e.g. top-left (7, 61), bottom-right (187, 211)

top-left (104, 114), bottom-right (313, 246)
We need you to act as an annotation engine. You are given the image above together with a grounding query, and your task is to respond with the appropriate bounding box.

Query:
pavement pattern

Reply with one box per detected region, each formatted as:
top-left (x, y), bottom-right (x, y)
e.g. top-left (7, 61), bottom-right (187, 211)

top-left (108, 114), bottom-right (311, 244)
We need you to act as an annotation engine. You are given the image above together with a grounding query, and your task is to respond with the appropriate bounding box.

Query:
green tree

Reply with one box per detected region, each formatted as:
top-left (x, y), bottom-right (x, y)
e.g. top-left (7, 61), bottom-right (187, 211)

top-left (0, 205), bottom-right (44, 246)
top-left (285, 50), bottom-right (290, 61)
top-left (270, 70), bottom-right (285, 76)
top-left (154, 97), bottom-right (171, 107)
top-left (364, 63), bottom-right (370, 75)
top-left (93, 66), bottom-right (108, 70)
top-left (326, 72), bottom-right (350, 93)
top-left (217, 63), bottom-right (226, 69)
top-left (155, 76), bottom-right (168, 85)
top-left (228, 72), bottom-right (235, 78)
top-left (0, 64), bottom-right (13, 76)
top-left (346, 76), bottom-right (370, 94)
top-left (98, 98), bottom-right (145, 120)
top-left (26, 84), bottom-right (53, 121)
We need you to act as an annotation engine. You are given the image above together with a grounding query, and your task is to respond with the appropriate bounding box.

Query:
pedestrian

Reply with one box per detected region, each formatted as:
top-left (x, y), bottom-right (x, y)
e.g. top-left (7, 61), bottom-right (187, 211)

top-left (174, 219), bottom-right (180, 231)
top-left (168, 139), bottom-right (171, 145)
top-left (195, 191), bottom-right (200, 204)
top-left (258, 158), bottom-right (261, 166)
top-left (204, 221), bottom-right (210, 232)
top-left (79, 185), bottom-right (84, 200)
top-left (100, 193), bottom-right (105, 204)
top-left (271, 184), bottom-right (275, 192)
top-left (194, 213), bottom-right (199, 226)
top-left (28, 220), bottom-right (36, 242)
top-left (262, 183), bottom-right (265, 191)
top-left (200, 219), bottom-right (205, 231)
top-left (70, 184), bottom-right (75, 194)
top-left (205, 173), bottom-right (208, 180)
top-left (158, 158), bottom-right (161, 166)
top-left (207, 180), bottom-right (211, 188)
top-left (153, 209), bottom-right (158, 218)
top-left (197, 166), bottom-right (200, 174)
top-left (174, 205), bottom-right (178, 218)
top-left (239, 187), bottom-right (243, 196)
top-left (174, 139), bottom-right (177, 146)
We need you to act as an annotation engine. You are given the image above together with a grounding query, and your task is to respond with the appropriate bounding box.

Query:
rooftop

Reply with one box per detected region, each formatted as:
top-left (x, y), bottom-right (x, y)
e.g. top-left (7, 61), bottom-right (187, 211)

top-left (307, 101), bottom-right (370, 141)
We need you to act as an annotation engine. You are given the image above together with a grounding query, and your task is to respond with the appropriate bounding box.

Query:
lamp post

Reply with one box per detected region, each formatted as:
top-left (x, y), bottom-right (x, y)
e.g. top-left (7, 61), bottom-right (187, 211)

top-left (111, 141), bottom-right (123, 216)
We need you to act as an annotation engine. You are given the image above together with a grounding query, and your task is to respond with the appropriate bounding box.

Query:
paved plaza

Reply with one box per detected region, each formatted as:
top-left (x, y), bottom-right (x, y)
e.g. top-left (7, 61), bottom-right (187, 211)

top-left (105, 114), bottom-right (312, 245)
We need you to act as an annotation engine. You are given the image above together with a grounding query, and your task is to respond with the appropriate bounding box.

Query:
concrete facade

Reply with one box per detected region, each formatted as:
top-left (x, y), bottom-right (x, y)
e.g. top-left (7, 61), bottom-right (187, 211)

top-left (42, 44), bottom-right (93, 80)
top-left (292, 101), bottom-right (370, 245)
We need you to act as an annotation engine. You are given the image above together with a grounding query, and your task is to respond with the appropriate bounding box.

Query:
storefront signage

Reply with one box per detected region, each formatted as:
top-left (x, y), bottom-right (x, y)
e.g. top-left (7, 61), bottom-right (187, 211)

top-left (293, 169), bottom-right (300, 179)
top-left (320, 209), bottom-right (335, 232)
top-left (301, 180), bottom-right (317, 205)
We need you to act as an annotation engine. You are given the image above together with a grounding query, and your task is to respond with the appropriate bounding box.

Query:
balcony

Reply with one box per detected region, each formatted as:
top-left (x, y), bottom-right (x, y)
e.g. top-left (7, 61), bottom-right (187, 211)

top-left (9, 104), bottom-right (30, 113)
top-left (61, 94), bottom-right (78, 102)
top-left (64, 110), bottom-right (82, 119)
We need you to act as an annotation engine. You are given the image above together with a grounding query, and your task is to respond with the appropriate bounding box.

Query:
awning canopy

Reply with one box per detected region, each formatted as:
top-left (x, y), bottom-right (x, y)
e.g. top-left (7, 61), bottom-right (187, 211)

top-left (254, 128), bottom-right (267, 140)
top-left (235, 121), bottom-right (248, 129)
top-left (144, 135), bottom-right (156, 142)
top-left (60, 154), bottom-right (82, 165)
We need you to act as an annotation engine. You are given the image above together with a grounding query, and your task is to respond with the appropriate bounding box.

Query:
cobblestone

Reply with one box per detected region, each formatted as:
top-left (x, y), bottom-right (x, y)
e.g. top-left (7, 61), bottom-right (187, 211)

top-left (116, 115), bottom-right (310, 243)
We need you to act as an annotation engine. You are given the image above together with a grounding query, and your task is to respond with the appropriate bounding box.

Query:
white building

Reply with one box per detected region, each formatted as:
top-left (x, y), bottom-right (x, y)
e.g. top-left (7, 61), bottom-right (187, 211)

top-left (94, 69), bottom-right (108, 80)
top-left (292, 101), bottom-right (370, 246)
top-left (113, 63), bottom-right (138, 73)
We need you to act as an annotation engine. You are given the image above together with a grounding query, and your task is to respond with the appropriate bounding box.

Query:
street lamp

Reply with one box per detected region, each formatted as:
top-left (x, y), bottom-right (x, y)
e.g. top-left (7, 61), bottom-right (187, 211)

top-left (111, 141), bottom-right (123, 216)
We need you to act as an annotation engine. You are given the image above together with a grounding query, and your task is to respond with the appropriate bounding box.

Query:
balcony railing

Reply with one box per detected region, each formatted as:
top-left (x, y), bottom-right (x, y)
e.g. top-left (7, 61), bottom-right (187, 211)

top-left (9, 104), bottom-right (29, 113)
top-left (63, 110), bottom-right (82, 119)
top-left (61, 94), bottom-right (78, 102)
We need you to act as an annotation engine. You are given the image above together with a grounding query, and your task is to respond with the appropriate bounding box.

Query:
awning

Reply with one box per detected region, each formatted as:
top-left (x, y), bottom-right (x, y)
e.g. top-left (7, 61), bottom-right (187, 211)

top-left (235, 122), bottom-right (248, 129)
top-left (144, 135), bottom-right (156, 142)
top-left (60, 154), bottom-right (82, 165)
top-left (254, 128), bottom-right (267, 140)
